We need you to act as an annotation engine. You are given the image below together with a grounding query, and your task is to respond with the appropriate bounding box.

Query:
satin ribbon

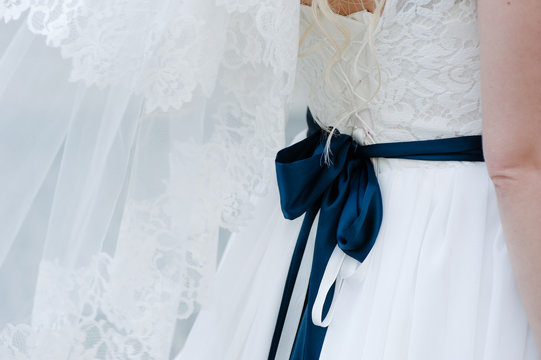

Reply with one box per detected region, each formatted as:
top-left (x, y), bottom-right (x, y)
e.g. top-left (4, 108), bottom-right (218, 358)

top-left (268, 129), bottom-right (484, 360)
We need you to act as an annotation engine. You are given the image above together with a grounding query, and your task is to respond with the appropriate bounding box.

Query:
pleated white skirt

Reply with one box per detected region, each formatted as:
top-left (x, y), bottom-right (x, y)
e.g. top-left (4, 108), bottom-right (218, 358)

top-left (178, 157), bottom-right (540, 360)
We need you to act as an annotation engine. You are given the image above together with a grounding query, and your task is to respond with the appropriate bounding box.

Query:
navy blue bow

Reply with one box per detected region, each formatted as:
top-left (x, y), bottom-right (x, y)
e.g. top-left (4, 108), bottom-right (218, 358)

top-left (268, 129), bottom-right (484, 360)
top-left (277, 132), bottom-right (383, 261)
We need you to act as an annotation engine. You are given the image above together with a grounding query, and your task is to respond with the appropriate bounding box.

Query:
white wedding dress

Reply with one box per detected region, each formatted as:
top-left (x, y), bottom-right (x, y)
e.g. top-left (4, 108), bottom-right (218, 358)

top-left (179, 1), bottom-right (540, 359)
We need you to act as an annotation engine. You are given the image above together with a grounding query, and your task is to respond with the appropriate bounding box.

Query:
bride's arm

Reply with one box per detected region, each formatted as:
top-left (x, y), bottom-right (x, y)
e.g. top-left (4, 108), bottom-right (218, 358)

top-left (479, 0), bottom-right (541, 348)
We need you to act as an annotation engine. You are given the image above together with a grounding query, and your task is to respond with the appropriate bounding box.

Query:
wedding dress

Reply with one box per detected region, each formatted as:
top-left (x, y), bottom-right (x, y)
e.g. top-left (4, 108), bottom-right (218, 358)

top-left (179, 1), bottom-right (541, 359)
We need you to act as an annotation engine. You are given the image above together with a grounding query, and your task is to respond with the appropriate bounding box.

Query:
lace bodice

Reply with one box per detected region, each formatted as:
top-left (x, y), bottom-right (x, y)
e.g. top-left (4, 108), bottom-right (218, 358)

top-left (298, 0), bottom-right (482, 143)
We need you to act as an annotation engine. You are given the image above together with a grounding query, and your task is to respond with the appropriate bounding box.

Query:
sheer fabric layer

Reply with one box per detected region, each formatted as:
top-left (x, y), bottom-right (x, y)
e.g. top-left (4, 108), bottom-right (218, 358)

top-left (0, 1), bottom-right (299, 358)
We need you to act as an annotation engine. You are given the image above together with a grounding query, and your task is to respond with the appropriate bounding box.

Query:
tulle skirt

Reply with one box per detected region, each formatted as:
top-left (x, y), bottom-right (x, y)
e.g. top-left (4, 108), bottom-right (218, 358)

top-left (177, 156), bottom-right (540, 360)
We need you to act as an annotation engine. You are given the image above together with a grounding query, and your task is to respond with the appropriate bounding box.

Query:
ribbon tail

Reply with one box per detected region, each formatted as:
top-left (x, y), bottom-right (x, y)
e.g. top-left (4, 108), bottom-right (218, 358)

top-left (311, 245), bottom-right (346, 327)
top-left (268, 205), bottom-right (319, 360)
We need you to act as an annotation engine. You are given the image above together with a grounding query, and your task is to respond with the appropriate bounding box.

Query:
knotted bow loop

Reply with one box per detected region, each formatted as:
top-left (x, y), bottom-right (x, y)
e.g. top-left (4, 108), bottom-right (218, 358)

top-left (331, 157), bottom-right (383, 262)
top-left (275, 132), bottom-right (352, 220)
top-left (276, 131), bottom-right (383, 259)
top-left (316, 154), bottom-right (383, 263)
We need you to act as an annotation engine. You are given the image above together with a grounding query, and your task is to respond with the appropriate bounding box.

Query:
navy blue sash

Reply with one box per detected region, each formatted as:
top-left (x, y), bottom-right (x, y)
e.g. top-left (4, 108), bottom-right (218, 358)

top-left (268, 113), bottom-right (484, 360)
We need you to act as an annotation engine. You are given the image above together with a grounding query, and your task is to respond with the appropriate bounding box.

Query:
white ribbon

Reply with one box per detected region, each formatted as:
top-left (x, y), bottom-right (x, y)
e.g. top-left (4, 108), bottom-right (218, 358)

top-left (311, 245), bottom-right (366, 327)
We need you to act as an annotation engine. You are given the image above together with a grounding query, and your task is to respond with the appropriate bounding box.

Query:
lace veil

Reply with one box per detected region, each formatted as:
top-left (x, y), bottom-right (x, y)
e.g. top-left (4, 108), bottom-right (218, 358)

top-left (0, 1), bottom-right (299, 358)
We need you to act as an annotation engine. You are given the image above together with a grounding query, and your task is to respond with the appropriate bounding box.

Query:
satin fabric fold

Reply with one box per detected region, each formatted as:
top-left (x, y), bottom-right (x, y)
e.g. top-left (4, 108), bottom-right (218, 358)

top-left (269, 130), bottom-right (484, 360)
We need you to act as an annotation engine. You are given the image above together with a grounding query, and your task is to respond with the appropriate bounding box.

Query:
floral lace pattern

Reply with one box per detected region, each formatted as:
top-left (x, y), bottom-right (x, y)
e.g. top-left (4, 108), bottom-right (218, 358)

top-left (370, 0), bottom-right (482, 142)
top-left (0, 252), bottom-right (176, 359)
top-left (0, 0), bottom-right (298, 358)
top-left (298, 0), bottom-right (482, 143)
top-left (0, 0), bottom-right (29, 22)
top-left (1, 0), bottom-right (297, 113)
top-left (1, 254), bottom-right (167, 359)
